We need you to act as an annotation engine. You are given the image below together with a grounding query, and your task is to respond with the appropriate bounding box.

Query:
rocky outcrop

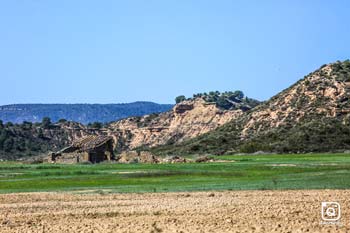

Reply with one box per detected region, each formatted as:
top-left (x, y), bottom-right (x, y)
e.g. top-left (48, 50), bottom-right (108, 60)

top-left (240, 62), bottom-right (350, 139)
top-left (1, 86), bottom-right (262, 160)
top-left (155, 60), bottom-right (350, 155)
top-left (108, 98), bottom-right (245, 151)
top-left (162, 155), bottom-right (188, 163)
top-left (117, 151), bottom-right (159, 164)
top-left (174, 103), bottom-right (194, 114)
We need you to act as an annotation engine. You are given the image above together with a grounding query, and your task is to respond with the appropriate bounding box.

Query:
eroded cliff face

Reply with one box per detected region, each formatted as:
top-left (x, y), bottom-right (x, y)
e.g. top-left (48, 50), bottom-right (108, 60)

top-left (33, 62), bottom-right (350, 156)
top-left (107, 98), bottom-right (244, 151)
top-left (240, 63), bottom-right (350, 138)
top-left (5, 61), bottom-right (349, 159)
top-left (1, 97), bottom-right (247, 159)
top-left (152, 61), bottom-right (350, 155)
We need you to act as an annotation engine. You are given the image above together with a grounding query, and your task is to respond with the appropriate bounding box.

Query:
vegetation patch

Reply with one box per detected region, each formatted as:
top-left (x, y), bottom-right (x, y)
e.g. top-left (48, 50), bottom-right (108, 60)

top-left (1, 153), bottom-right (350, 193)
top-left (176, 90), bottom-right (260, 110)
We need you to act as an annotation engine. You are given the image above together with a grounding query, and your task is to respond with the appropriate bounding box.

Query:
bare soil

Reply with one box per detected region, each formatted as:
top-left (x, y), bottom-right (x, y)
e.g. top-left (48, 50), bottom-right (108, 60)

top-left (0, 190), bottom-right (349, 232)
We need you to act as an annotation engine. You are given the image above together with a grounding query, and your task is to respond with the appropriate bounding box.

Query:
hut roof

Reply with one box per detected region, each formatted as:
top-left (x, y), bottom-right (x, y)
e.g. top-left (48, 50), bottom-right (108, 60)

top-left (72, 135), bottom-right (113, 151)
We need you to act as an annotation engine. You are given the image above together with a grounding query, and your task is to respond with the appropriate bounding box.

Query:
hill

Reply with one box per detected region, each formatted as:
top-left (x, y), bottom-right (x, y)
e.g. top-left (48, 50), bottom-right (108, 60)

top-left (0, 120), bottom-right (93, 160)
top-left (152, 60), bottom-right (350, 155)
top-left (2, 60), bottom-right (350, 160)
top-left (0, 102), bottom-right (173, 124)
top-left (0, 91), bottom-right (259, 160)
top-left (108, 91), bottom-right (260, 153)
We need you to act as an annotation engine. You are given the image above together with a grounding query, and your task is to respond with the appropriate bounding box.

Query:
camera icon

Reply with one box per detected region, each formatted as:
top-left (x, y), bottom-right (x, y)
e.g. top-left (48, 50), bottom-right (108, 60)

top-left (321, 202), bottom-right (341, 222)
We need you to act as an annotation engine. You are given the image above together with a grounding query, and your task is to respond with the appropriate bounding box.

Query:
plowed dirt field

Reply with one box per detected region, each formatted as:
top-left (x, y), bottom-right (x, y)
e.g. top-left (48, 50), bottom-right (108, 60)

top-left (0, 190), bottom-right (349, 233)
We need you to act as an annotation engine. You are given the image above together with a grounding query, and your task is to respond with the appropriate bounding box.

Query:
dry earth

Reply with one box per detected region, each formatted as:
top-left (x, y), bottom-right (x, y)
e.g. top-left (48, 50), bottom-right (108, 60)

top-left (0, 190), bottom-right (349, 233)
top-left (109, 98), bottom-right (243, 150)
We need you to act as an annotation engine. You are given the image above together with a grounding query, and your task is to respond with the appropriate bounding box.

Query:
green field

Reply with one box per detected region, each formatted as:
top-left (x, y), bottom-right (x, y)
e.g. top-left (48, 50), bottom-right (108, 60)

top-left (1, 153), bottom-right (350, 193)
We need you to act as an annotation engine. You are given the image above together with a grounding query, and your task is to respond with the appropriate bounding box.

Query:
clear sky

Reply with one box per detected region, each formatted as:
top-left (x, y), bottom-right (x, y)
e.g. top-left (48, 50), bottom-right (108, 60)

top-left (0, 0), bottom-right (349, 105)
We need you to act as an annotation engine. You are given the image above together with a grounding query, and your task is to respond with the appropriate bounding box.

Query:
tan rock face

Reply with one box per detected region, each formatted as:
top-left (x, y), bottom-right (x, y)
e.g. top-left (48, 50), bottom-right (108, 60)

top-left (240, 64), bottom-right (350, 138)
top-left (117, 151), bottom-right (159, 163)
top-left (53, 64), bottom-right (350, 155)
top-left (108, 98), bottom-right (243, 150)
top-left (49, 62), bottom-right (350, 156)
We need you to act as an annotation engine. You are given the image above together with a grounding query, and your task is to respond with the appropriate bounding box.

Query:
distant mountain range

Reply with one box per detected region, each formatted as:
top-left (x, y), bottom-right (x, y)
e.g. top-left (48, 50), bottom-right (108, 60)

top-left (0, 102), bottom-right (173, 124)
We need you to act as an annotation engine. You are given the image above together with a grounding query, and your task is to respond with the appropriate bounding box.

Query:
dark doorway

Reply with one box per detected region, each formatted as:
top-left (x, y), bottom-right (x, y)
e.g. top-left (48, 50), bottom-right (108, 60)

top-left (89, 152), bottom-right (104, 163)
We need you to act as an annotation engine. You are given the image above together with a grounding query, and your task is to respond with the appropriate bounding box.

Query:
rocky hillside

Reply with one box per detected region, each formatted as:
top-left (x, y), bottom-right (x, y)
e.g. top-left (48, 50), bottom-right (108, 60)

top-left (0, 102), bottom-right (173, 124)
top-left (0, 120), bottom-right (103, 160)
top-left (0, 91), bottom-right (260, 160)
top-left (2, 60), bottom-right (350, 159)
top-left (153, 60), bottom-right (350, 155)
top-left (107, 94), bottom-right (260, 152)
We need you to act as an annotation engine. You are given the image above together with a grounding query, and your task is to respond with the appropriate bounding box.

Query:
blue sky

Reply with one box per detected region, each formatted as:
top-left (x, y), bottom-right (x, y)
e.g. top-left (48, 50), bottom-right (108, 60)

top-left (0, 0), bottom-right (349, 104)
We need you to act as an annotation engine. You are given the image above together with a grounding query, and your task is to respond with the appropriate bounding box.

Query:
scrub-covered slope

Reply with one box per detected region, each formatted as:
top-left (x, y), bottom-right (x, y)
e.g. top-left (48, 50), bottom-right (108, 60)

top-left (153, 60), bottom-right (350, 155)
top-left (108, 92), bottom-right (260, 152)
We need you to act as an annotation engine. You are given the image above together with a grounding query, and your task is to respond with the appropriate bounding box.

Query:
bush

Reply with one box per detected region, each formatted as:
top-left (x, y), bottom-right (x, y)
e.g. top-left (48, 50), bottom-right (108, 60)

top-left (41, 117), bottom-right (52, 129)
top-left (58, 119), bottom-right (67, 123)
top-left (88, 122), bottom-right (103, 129)
top-left (175, 95), bottom-right (186, 104)
top-left (3, 138), bottom-right (14, 152)
top-left (239, 142), bottom-right (271, 153)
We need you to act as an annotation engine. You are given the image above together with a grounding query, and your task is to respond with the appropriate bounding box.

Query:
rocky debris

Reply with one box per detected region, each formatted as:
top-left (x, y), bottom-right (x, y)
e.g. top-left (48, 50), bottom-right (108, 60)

top-left (195, 156), bottom-right (213, 163)
top-left (116, 151), bottom-right (138, 163)
top-left (162, 156), bottom-right (188, 163)
top-left (139, 151), bottom-right (160, 163)
top-left (116, 153), bottom-right (219, 164)
top-left (117, 151), bottom-right (160, 164)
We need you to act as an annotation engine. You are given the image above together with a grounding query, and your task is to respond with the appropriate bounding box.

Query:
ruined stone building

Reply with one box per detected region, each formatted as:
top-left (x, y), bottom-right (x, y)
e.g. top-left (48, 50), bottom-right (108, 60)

top-left (50, 135), bottom-right (114, 163)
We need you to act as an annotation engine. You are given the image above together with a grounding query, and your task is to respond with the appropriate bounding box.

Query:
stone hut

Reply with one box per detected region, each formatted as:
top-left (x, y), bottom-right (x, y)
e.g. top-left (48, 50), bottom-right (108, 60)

top-left (51, 135), bottom-right (114, 163)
